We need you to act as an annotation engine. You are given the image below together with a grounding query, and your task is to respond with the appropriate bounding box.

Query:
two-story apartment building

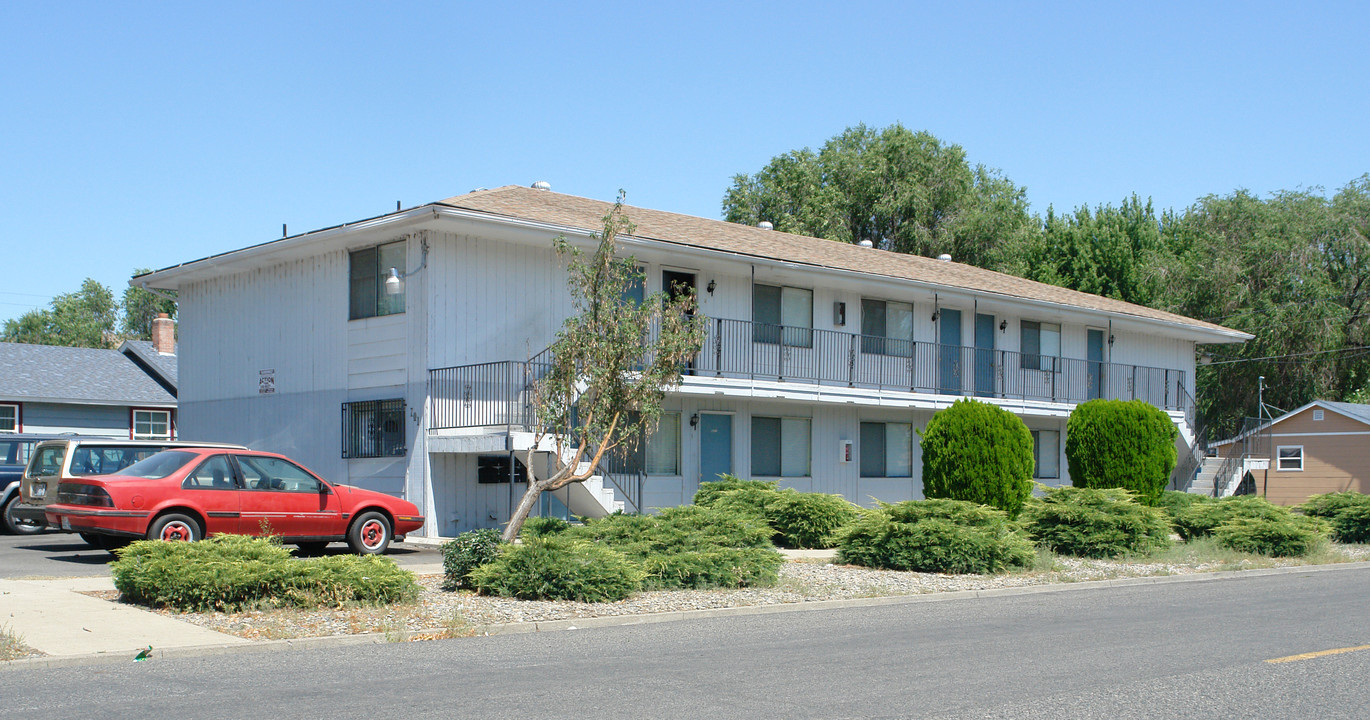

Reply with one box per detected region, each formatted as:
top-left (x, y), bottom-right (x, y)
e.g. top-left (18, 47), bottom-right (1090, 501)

top-left (137, 184), bottom-right (1249, 537)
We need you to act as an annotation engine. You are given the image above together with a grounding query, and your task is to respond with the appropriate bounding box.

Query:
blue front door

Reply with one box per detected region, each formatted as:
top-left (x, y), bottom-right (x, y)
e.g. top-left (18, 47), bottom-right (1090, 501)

top-left (699, 413), bottom-right (733, 484)
top-left (975, 313), bottom-right (995, 397)
top-left (1087, 329), bottom-right (1105, 399)
top-left (939, 309), bottom-right (963, 394)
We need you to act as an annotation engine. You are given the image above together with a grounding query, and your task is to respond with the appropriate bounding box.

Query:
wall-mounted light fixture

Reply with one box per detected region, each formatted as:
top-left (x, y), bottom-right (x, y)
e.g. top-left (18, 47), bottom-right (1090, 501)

top-left (931, 309), bottom-right (940, 323)
top-left (689, 413), bottom-right (700, 428)
top-left (706, 279), bottom-right (716, 296)
top-left (999, 319), bottom-right (1007, 332)
top-left (1108, 334), bottom-right (1115, 347)
top-left (383, 238), bottom-right (431, 296)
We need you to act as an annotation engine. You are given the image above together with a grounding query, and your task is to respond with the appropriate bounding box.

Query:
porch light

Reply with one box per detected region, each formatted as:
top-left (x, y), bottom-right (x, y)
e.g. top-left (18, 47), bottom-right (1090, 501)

top-left (707, 279), bottom-right (716, 295)
top-left (384, 267), bottom-right (403, 295)
top-left (931, 309), bottom-right (940, 323)
top-left (690, 413), bottom-right (699, 428)
top-left (999, 320), bottom-right (1007, 332)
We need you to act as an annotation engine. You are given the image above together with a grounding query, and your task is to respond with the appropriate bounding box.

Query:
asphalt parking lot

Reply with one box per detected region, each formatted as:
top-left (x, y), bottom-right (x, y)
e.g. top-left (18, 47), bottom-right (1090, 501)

top-left (0, 531), bottom-right (444, 579)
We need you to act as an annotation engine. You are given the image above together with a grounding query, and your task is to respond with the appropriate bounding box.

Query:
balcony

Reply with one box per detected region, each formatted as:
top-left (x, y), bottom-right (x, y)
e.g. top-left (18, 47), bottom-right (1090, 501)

top-left (428, 316), bottom-right (1189, 432)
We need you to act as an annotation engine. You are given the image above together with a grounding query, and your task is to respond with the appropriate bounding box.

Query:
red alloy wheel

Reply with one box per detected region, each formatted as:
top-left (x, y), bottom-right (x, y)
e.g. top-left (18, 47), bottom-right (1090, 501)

top-left (160, 520), bottom-right (195, 541)
top-left (359, 518), bottom-right (386, 550)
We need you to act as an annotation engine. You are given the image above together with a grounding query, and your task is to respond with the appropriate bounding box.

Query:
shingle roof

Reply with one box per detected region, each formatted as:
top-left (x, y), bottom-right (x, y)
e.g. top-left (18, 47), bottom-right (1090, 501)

top-left (439, 186), bottom-right (1248, 339)
top-left (119, 340), bottom-right (178, 389)
top-left (1324, 401), bottom-right (1370, 426)
top-left (0, 342), bottom-right (176, 405)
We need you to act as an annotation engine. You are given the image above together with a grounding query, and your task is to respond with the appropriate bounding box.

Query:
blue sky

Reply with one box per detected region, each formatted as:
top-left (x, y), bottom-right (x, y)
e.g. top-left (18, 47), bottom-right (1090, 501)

top-left (1, 1), bottom-right (1366, 324)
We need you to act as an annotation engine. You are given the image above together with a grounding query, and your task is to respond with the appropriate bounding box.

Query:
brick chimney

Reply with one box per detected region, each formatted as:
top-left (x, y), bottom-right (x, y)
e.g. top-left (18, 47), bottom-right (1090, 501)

top-left (152, 313), bottom-right (175, 355)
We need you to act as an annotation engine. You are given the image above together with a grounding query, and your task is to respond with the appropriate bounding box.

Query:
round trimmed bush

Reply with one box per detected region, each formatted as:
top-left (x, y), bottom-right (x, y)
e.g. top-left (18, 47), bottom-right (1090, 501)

top-left (836, 499), bottom-right (1035, 574)
top-left (1023, 486), bottom-right (1173, 559)
top-left (1173, 496), bottom-right (1292, 541)
top-left (440, 528), bottom-right (504, 591)
top-left (1300, 492), bottom-right (1370, 543)
top-left (1065, 399), bottom-right (1178, 506)
top-left (921, 399), bottom-right (1035, 518)
top-left (1213, 517), bottom-right (1327, 557)
top-left (468, 536), bottom-right (645, 602)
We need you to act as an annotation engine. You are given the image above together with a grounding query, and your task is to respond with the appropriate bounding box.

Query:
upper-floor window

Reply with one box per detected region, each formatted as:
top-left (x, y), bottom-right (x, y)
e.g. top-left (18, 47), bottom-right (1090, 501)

top-left (349, 240), bottom-right (407, 320)
top-left (861, 299), bottom-right (914, 357)
top-left (132, 409), bottom-right (173, 440)
top-left (753, 284), bottom-right (813, 347)
top-left (860, 421), bottom-right (912, 478)
top-left (342, 399), bottom-right (406, 458)
top-left (1276, 446), bottom-right (1303, 471)
top-left (0, 403), bottom-right (17, 432)
top-left (1032, 429), bottom-right (1060, 479)
top-left (1021, 321), bottom-right (1061, 371)
top-left (751, 415), bottom-right (811, 477)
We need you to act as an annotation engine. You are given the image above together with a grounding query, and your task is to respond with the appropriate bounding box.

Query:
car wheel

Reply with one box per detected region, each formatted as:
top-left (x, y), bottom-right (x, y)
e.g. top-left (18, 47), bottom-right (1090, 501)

top-left (347, 512), bottom-right (391, 555)
top-left (2, 493), bottom-right (43, 535)
top-left (148, 513), bottom-right (202, 543)
top-left (295, 541), bottom-right (329, 554)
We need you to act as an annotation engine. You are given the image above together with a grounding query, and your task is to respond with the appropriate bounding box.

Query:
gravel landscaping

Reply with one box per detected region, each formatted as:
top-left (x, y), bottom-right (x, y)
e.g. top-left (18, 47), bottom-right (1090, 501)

top-left (113, 544), bottom-right (1370, 642)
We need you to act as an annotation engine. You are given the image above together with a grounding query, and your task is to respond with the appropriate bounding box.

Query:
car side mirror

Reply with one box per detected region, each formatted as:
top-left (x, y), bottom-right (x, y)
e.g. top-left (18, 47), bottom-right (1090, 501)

top-left (319, 484), bottom-right (332, 495)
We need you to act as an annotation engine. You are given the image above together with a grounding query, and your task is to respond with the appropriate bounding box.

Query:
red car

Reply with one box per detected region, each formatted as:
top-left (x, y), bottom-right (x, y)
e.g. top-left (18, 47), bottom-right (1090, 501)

top-left (43, 448), bottom-right (424, 554)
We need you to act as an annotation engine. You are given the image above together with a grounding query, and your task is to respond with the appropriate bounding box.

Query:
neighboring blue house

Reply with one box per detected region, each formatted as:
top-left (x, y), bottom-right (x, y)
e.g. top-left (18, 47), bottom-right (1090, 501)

top-left (0, 317), bottom-right (178, 438)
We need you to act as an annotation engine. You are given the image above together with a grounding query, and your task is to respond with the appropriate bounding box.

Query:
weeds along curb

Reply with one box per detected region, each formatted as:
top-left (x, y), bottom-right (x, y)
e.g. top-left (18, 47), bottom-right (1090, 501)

top-left (6, 559), bottom-right (1370, 672)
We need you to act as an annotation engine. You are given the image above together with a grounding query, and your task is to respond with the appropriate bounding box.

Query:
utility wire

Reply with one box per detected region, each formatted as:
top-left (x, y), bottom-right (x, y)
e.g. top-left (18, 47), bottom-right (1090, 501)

top-left (1203, 345), bottom-right (1370, 366)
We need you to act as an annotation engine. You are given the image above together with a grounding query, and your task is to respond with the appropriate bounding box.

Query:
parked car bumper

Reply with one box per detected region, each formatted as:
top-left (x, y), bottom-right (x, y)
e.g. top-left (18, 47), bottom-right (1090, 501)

top-left (11, 502), bottom-right (50, 528)
top-left (44, 506), bottom-right (149, 537)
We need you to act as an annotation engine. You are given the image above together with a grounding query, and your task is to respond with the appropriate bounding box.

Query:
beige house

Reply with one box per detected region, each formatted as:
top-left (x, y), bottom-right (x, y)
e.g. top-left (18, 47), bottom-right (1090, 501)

top-left (1211, 401), bottom-right (1370, 505)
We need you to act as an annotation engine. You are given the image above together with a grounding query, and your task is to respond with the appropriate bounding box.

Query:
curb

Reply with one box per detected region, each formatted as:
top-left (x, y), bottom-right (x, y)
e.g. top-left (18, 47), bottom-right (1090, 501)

top-left (6, 559), bottom-right (1368, 671)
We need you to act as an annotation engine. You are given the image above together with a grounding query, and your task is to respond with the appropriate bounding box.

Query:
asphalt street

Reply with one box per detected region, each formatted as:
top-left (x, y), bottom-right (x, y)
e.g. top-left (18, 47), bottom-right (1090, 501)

top-left (4, 563), bottom-right (1369, 719)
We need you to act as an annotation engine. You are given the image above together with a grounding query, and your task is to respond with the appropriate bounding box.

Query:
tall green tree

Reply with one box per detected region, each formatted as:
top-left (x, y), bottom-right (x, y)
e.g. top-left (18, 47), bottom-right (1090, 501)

top-left (122, 268), bottom-right (177, 340)
top-left (503, 197), bottom-right (706, 541)
top-left (2, 279), bottom-right (118, 348)
top-left (722, 124), bottom-right (1035, 269)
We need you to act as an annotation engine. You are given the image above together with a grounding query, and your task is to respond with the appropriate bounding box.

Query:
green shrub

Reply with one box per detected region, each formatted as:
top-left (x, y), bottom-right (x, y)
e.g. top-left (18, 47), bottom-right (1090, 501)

top-left (1299, 492), bottom-right (1370, 543)
top-left (1155, 490), bottom-right (1212, 523)
top-left (1213, 517), bottom-right (1327, 557)
top-left (1173, 496), bottom-right (1293, 540)
top-left (111, 535), bottom-right (419, 612)
top-left (468, 536), bottom-right (644, 602)
top-left (441, 528), bottom-right (504, 591)
top-left (693, 475), bottom-right (779, 507)
top-left (520, 516), bottom-right (572, 539)
top-left (766, 491), bottom-right (860, 549)
top-left (921, 399), bottom-right (1034, 518)
top-left (565, 506), bottom-right (783, 590)
top-left (1022, 487), bottom-right (1173, 559)
top-left (836, 499), bottom-right (1035, 574)
top-left (1065, 399), bottom-right (1178, 506)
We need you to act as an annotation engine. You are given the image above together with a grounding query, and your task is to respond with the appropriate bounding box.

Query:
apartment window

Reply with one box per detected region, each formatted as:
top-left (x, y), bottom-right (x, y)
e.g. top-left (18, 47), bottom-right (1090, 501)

top-left (349, 240), bottom-right (407, 320)
top-left (478, 455), bottom-right (528, 484)
top-left (751, 416), bottom-right (811, 477)
top-left (342, 399), bottom-right (405, 458)
top-left (1277, 446), bottom-right (1304, 471)
top-left (132, 409), bottom-right (173, 440)
top-left (1032, 429), bottom-right (1060, 479)
top-left (861, 300), bottom-right (914, 357)
top-left (0, 403), bottom-right (17, 432)
top-left (860, 422), bottom-right (913, 478)
top-left (1021, 321), bottom-right (1061, 372)
top-left (645, 412), bottom-right (681, 476)
top-left (753, 284), bottom-right (813, 347)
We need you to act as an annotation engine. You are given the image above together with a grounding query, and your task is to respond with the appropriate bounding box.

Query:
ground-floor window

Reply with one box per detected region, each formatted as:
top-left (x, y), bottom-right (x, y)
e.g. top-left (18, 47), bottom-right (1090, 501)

top-left (478, 454), bottom-right (528, 483)
top-left (645, 412), bottom-right (680, 475)
top-left (859, 421), bottom-right (912, 477)
top-left (1276, 446), bottom-right (1304, 471)
top-left (0, 403), bottom-right (18, 432)
top-left (132, 409), bottom-right (173, 441)
top-left (341, 399), bottom-right (405, 458)
top-left (751, 416), bottom-right (811, 477)
top-left (1032, 429), bottom-right (1060, 479)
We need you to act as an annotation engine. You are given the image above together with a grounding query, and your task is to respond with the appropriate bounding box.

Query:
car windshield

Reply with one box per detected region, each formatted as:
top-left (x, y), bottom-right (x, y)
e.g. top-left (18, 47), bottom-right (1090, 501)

top-left (68, 446), bottom-right (168, 476)
top-left (119, 451), bottom-right (199, 480)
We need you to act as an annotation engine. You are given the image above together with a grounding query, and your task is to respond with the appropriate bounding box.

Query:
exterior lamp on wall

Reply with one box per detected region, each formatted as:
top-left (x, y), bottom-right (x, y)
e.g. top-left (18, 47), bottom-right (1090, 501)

top-left (383, 238), bottom-right (431, 296)
top-left (706, 279), bottom-right (716, 295)
top-left (689, 413), bottom-right (699, 428)
top-left (931, 309), bottom-right (940, 323)
top-left (999, 319), bottom-right (1007, 332)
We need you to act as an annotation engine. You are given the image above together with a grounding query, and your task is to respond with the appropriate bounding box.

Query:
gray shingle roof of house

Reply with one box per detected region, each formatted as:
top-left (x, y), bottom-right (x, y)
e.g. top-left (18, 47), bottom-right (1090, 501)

top-left (1324, 401), bottom-right (1370, 425)
top-left (0, 342), bottom-right (176, 406)
top-left (119, 340), bottom-right (178, 388)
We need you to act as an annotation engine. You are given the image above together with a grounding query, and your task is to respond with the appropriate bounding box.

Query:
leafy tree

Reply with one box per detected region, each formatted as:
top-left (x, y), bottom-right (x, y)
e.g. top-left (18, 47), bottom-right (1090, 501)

top-left (122, 268), bottom-right (177, 340)
top-left (503, 196), bottom-right (706, 541)
top-left (2, 279), bottom-right (118, 348)
top-left (722, 123), bottom-right (1035, 269)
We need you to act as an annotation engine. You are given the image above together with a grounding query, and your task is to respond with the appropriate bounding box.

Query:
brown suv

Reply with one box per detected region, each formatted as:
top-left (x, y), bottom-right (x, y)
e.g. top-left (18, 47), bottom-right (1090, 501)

top-left (14, 438), bottom-right (245, 542)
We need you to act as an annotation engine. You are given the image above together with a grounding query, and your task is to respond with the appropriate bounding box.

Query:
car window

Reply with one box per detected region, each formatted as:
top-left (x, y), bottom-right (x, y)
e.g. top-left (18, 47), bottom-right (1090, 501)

top-left (68, 446), bottom-right (166, 476)
top-left (0, 440), bottom-right (21, 465)
top-left (182, 455), bottom-right (238, 490)
top-left (27, 446), bottom-right (65, 478)
top-left (235, 456), bottom-right (321, 493)
top-left (120, 451), bottom-right (198, 480)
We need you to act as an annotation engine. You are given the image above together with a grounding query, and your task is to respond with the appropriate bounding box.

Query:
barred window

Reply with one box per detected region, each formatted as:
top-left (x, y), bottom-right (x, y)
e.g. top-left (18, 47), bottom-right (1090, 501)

top-left (342, 399), bottom-right (406, 458)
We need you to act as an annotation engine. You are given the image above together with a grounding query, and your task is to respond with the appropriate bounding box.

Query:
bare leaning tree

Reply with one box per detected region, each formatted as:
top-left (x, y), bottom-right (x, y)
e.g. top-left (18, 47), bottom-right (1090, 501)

top-left (501, 195), bottom-right (706, 542)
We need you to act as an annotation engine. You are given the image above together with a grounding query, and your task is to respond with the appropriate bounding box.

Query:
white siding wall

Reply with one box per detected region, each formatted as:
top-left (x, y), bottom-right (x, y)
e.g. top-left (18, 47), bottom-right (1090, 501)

top-left (19, 403), bottom-right (130, 436)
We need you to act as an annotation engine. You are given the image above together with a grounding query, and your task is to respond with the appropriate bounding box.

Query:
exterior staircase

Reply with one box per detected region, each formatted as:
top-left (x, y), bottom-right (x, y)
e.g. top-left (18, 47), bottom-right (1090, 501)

top-left (1187, 456), bottom-right (1224, 496)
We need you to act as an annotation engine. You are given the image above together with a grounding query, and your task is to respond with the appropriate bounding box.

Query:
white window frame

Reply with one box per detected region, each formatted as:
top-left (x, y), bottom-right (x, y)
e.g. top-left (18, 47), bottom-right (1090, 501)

top-left (349, 239), bottom-right (407, 320)
top-left (1021, 321), bottom-right (1062, 372)
top-left (859, 421), bottom-right (913, 478)
top-left (645, 412), bottom-right (681, 476)
top-left (860, 298), bottom-right (915, 357)
top-left (132, 409), bottom-right (173, 441)
top-left (1276, 445), bottom-right (1304, 472)
top-left (750, 415), bottom-right (812, 478)
top-left (0, 403), bottom-right (18, 433)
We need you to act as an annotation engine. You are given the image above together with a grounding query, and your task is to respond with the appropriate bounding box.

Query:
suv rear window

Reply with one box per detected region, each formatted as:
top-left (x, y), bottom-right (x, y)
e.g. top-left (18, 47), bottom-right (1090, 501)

top-left (68, 446), bottom-right (166, 476)
top-left (27, 446), bottom-right (65, 478)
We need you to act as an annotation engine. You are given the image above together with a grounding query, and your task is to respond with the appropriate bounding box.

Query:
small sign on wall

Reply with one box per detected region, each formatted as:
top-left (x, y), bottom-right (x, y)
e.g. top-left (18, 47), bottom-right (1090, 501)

top-left (259, 369), bottom-right (276, 395)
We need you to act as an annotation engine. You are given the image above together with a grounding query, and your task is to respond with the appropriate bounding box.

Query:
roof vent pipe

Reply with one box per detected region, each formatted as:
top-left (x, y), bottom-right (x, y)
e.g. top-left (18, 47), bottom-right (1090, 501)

top-left (531, 181), bottom-right (552, 190)
top-left (757, 221), bottom-right (774, 230)
top-left (858, 239), bottom-right (874, 248)
top-left (938, 253), bottom-right (952, 262)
